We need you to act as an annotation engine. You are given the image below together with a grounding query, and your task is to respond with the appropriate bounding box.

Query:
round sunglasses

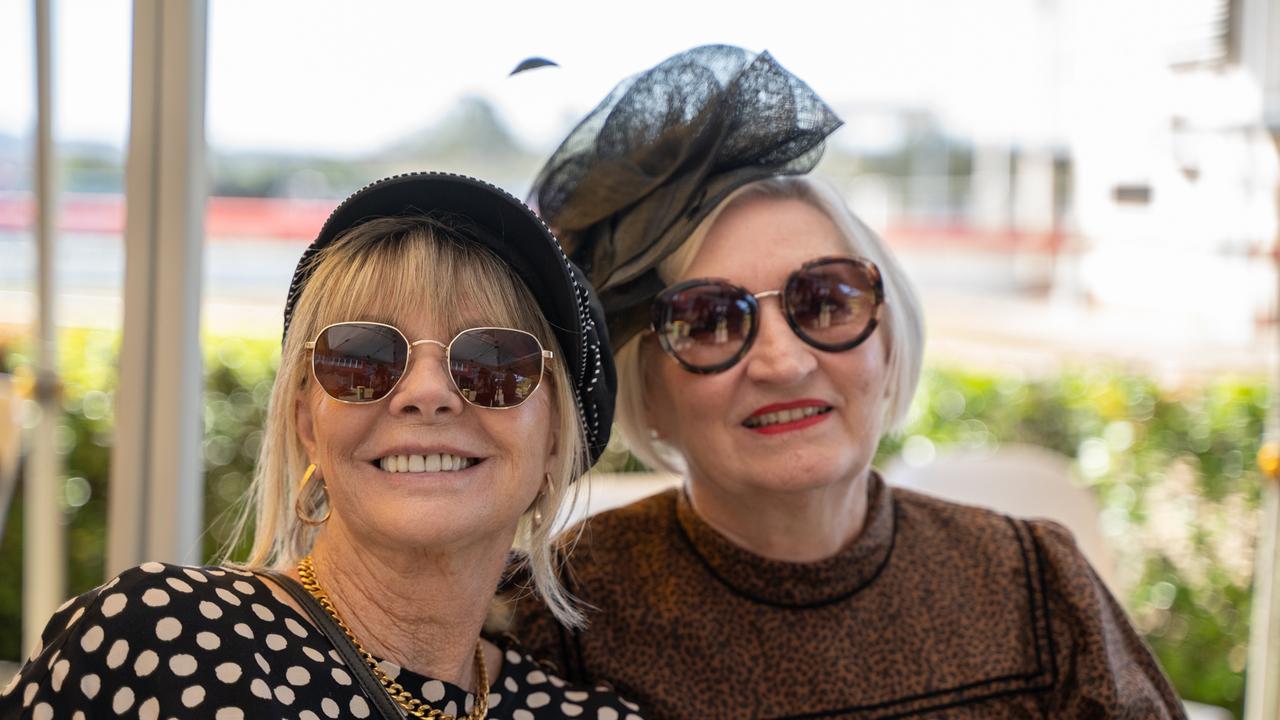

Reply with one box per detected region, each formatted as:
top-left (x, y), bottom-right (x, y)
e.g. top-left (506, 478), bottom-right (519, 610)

top-left (650, 256), bottom-right (885, 374)
top-left (304, 322), bottom-right (553, 409)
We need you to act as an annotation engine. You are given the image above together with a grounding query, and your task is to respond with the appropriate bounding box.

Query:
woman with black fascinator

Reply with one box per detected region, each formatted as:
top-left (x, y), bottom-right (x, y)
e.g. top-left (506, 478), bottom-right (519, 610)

top-left (509, 45), bottom-right (1186, 720)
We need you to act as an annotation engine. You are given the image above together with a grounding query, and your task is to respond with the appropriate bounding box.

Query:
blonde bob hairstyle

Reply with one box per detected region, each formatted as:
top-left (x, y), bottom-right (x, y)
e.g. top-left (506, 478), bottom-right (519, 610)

top-left (614, 175), bottom-right (925, 474)
top-left (223, 216), bottom-right (587, 627)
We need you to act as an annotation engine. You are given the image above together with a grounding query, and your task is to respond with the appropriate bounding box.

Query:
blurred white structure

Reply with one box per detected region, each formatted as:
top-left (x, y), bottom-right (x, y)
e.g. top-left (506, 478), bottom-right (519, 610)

top-left (23, 0), bottom-right (64, 657)
top-left (1064, 0), bottom-right (1277, 352)
top-left (19, 0), bottom-right (209, 655)
top-left (560, 472), bottom-right (681, 530)
top-left (1240, 1), bottom-right (1280, 718)
top-left (104, 0), bottom-right (208, 576)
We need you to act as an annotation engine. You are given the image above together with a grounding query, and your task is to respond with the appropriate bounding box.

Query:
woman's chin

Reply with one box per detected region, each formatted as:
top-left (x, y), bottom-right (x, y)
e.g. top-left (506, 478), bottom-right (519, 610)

top-left (337, 498), bottom-right (520, 554)
top-left (718, 454), bottom-right (871, 497)
top-left (751, 472), bottom-right (850, 495)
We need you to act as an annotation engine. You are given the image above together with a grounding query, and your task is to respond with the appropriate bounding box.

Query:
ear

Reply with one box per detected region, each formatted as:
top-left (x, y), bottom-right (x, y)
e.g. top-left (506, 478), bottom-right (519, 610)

top-left (295, 389), bottom-right (319, 461)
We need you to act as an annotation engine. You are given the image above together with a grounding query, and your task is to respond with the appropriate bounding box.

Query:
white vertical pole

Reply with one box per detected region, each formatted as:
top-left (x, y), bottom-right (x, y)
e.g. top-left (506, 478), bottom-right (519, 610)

top-left (23, 0), bottom-right (65, 656)
top-left (1246, 138), bottom-right (1280, 720)
top-left (105, 0), bottom-right (207, 575)
top-left (1243, 0), bottom-right (1280, 713)
top-left (1246, 457), bottom-right (1279, 720)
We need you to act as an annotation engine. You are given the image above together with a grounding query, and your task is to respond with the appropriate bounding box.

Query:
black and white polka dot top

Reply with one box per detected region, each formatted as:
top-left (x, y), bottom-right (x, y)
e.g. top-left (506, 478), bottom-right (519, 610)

top-left (0, 563), bottom-right (644, 720)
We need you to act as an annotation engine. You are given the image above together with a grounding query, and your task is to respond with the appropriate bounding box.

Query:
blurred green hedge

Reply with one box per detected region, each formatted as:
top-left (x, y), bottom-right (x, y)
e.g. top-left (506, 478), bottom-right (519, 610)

top-left (0, 329), bottom-right (1269, 716)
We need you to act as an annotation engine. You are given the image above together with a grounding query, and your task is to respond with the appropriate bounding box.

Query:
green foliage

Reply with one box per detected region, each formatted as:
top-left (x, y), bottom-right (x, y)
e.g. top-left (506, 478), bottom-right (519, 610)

top-left (200, 337), bottom-right (279, 562)
top-left (0, 330), bottom-right (279, 660)
top-left (0, 333), bottom-right (1269, 717)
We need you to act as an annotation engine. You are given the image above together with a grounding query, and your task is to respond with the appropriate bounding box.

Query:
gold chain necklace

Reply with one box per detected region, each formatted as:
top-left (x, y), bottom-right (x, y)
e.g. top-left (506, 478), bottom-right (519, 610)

top-left (296, 555), bottom-right (489, 720)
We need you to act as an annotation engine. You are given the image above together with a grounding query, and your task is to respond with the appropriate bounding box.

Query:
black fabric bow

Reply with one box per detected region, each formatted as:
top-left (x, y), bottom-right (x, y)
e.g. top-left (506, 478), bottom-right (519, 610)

top-left (530, 44), bottom-right (843, 349)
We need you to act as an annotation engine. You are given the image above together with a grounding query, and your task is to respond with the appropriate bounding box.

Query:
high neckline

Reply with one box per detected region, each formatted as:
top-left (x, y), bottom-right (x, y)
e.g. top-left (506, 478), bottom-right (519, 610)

top-left (673, 471), bottom-right (897, 608)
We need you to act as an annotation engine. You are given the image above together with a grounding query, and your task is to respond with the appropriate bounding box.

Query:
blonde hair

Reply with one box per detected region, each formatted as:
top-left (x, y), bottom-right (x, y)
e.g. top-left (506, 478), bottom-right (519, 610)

top-left (223, 216), bottom-right (587, 627)
top-left (615, 175), bottom-right (925, 473)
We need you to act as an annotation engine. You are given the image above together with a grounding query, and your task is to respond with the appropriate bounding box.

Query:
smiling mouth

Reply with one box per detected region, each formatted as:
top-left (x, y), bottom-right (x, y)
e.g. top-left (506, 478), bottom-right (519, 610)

top-left (375, 453), bottom-right (479, 473)
top-left (742, 406), bottom-right (832, 429)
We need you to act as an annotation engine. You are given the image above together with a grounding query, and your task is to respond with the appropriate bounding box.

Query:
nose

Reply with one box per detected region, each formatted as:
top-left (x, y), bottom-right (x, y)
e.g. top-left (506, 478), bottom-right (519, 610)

top-left (386, 340), bottom-right (465, 417)
top-left (743, 300), bottom-right (818, 384)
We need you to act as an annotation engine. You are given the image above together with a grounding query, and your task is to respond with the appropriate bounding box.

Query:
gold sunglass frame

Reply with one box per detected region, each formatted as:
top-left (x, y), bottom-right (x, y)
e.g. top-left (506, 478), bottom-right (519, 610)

top-left (304, 321), bottom-right (553, 410)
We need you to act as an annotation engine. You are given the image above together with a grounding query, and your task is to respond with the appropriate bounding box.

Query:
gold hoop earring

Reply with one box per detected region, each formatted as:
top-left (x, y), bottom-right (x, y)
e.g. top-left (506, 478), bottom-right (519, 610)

top-left (530, 472), bottom-right (552, 532)
top-left (295, 463), bottom-right (331, 526)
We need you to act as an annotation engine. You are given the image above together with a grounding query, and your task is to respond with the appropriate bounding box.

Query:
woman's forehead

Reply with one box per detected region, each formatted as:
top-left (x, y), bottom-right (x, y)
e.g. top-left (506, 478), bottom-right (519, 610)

top-left (331, 301), bottom-right (520, 339)
top-left (685, 197), bottom-right (848, 284)
top-left (309, 234), bottom-right (537, 336)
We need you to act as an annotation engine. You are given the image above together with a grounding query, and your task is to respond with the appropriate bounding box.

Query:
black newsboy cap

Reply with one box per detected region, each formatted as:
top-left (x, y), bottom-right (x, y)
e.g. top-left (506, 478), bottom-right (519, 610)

top-left (282, 171), bottom-right (616, 466)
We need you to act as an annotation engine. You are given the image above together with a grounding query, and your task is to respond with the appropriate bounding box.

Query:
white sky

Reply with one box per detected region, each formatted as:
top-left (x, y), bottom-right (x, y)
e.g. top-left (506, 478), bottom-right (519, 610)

top-left (0, 0), bottom-right (1070, 155)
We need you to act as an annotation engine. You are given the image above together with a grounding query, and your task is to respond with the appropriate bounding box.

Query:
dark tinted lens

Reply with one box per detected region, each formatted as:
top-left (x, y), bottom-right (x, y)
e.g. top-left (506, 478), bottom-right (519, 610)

top-left (785, 259), bottom-right (881, 350)
top-left (312, 323), bottom-right (408, 402)
top-left (654, 281), bottom-right (755, 370)
top-left (449, 329), bottom-right (544, 408)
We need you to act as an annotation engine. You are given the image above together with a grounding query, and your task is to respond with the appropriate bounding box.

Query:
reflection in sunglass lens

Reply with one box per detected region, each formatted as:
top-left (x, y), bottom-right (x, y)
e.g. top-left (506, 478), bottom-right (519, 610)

top-left (310, 324), bottom-right (548, 408)
top-left (652, 257), bottom-right (883, 373)
top-left (655, 282), bottom-right (755, 371)
top-left (312, 324), bottom-right (407, 402)
top-left (448, 328), bottom-right (545, 408)
top-left (786, 260), bottom-right (879, 350)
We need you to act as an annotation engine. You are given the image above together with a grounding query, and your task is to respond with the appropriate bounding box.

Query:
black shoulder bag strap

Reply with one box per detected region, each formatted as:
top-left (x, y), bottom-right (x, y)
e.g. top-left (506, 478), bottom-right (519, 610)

top-left (259, 570), bottom-right (404, 720)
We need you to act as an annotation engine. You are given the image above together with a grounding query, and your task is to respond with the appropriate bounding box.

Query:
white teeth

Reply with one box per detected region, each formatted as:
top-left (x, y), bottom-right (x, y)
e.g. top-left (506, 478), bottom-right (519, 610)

top-left (744, 406), bottom-right (828, 428)
top-left (378, 453), bottom-right (474, 473)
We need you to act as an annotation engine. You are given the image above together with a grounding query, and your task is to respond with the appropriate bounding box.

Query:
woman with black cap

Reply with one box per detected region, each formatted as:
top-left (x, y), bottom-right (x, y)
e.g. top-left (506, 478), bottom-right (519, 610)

top-left (1, 173), bottom-right (643, 719)
top-left (511, 45), bottom-right (1186, 719)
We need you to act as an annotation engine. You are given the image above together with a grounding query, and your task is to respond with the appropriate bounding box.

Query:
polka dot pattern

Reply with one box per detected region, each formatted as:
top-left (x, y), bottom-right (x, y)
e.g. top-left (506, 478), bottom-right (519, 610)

top-left (214, 662), bottom-right (241, 684)
top-left (104, 639), bottom-right (129, 669)
top-left (133, 650), bottom-right (159, 677)
top-left (63, 607), bottom-right (85, 630)
top-left (0, 563), bottom-right (645, 718)
top-left (182, 685), bottom-right (205, 707)
top-left (169, 654), bottom-right (198, 677)
top-left (154, 617), bottom-right (181, 642)
top-left (422, 679), bottom-right (446, 702)
top-left (197, 631), bottom-right (221, 650)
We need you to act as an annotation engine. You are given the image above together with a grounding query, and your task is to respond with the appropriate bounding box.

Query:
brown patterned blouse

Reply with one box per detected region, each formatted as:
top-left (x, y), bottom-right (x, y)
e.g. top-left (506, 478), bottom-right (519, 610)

top-left (509, 473), bottom-right (1187, 719)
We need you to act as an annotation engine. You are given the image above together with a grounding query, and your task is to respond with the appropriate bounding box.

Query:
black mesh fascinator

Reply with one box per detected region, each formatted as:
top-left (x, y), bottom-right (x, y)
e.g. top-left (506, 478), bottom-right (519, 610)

top-left (530, 45), bottom-right (843, 349)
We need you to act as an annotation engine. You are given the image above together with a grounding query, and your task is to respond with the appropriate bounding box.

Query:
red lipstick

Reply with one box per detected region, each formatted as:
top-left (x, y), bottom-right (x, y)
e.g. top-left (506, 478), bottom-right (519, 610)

top-left (743, 399), bottom-right (832, 435)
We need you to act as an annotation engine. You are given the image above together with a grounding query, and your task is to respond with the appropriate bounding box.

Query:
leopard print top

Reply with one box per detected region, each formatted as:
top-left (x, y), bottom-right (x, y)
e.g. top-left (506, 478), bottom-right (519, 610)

top-left (508, 473), bottom-right (1186, 719)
